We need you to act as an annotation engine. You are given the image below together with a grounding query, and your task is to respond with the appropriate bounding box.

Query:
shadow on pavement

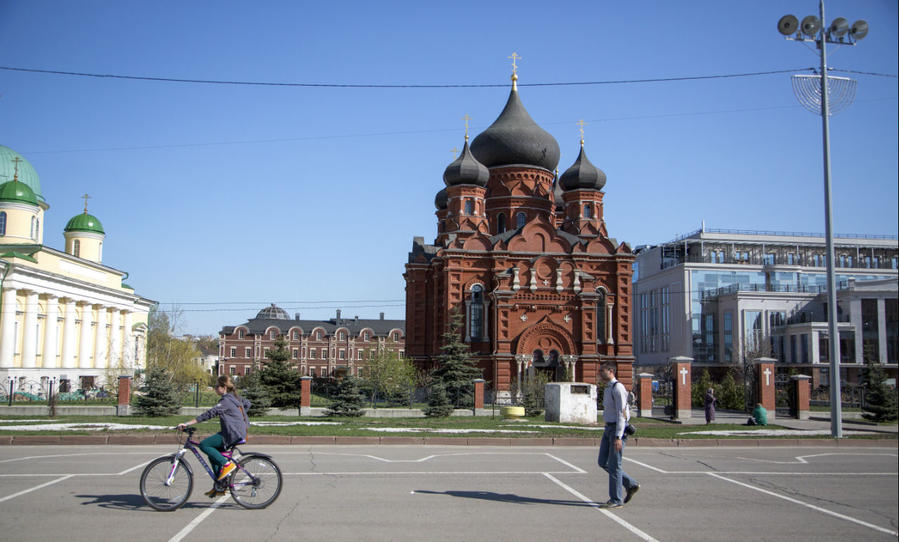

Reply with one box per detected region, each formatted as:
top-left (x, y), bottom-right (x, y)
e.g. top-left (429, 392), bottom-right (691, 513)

top-left (414, 490), bottom-right (594, 507)
top-left (74, 493), bottom-right (239, 511)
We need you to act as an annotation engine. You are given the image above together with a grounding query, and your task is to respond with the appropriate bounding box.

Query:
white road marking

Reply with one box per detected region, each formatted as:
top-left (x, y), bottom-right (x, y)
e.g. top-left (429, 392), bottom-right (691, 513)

top-left (545, 453), bottom-right (587, 473)
top-left (735, 452), bottom-right (899, 465)
top-left (707, 472), bottom-right (899, 536)
top-left (285, 470), bottom-right (580, 476)
top-left (0, 474), bottom-right (74, 503)
top-left (0, 451), bottom-right (151, 464)
top-left (543, 473), bottom-right (659, 542)
top-left (167, 494), bottom-right (230, 542)
top-left (118, 460), bottom-right (151, 475)
top-left (623, 457), bottom-right (669, 473)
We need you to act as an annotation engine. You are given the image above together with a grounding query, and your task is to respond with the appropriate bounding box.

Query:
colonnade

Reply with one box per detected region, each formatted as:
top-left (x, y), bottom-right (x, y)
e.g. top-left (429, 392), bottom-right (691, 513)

top-left (0, 287), bottom-right (136, 371)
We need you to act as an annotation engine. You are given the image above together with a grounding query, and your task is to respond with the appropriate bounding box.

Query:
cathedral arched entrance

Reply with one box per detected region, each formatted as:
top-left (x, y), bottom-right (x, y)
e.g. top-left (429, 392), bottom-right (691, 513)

top-left (513, 321), bottom-right (579, 398)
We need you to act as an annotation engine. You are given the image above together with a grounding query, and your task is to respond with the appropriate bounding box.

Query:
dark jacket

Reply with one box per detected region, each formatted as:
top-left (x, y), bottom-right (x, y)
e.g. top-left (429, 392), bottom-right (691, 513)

top-left (196, 392), bottom-right (251, 446)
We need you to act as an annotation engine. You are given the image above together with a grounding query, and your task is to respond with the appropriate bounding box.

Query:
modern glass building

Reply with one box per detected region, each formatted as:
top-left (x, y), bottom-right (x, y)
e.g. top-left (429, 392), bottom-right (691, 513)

top-left (633, 227), bottom-right (898, 385)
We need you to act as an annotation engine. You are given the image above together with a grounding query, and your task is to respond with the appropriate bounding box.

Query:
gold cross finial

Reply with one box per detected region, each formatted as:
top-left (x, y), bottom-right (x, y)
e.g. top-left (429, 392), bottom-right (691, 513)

top-left (450, 147), bottom-right (460, 159)
top-left (81, 193), bottom-right (91, 213)
top-left (508, 52), bottom-right (521, 88)
top-left (577, 119), bottom-right (587, 146)
top-left (11, 156), bottom-right (21, 182)
top-left (462, 114), bottom-right (471, 140)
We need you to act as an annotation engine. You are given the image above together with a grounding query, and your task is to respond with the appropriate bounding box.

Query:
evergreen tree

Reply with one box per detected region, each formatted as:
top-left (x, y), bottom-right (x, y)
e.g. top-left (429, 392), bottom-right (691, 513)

top-left (424, 382), bottom-right (454, 418)
top-left (134, 366), bottom-right (180, 417)
top-left (431, 311), bottom-right (483, 407)
top-left (325, 377), bottom-right (366, 417)
top-left (257, 338), bottom-right (303, 408)
top-left (692, 369), bottom-right (713, 407)
top-left (862, 360), bottom-right (898, 422)
top-left (718, 368), bottom-right (744, 411)
top-left (239, 371), bottom-right (272, 417)
top-left (523, 372), bottom-right (549, 417)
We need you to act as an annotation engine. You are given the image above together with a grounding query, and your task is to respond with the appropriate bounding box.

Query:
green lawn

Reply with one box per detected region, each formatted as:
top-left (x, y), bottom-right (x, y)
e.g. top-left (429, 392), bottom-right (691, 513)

top-left (1, 414), bottom-right (892, 440)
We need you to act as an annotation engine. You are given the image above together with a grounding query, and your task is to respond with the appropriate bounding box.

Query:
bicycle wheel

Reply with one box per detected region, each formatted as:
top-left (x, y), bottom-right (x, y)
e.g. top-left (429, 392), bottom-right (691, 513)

top-left (140, 455), bottom-right (193, 511)
top-left (230, 455), bottom-right (282, 509)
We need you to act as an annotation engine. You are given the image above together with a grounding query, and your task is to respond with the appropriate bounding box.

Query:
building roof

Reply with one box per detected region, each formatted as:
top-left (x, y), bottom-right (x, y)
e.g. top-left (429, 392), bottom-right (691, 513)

top-left (0, 180), bottom-right (39, 206)
top-left (255, 303), bottom-right (291, 320)
top-left (64, 212), bottom-right (105, 234)
top-left (559, 144), bottom-right (606, 191)
top-left (434, 187), bottom-right (447, 210)
top-left (0, 145), bottom-right (43, 202)
top-left (222, 309), bottom-right (405, 336)
top-left (443, 139), bottom-right (489, 187)
top-left (470, 85), bottom-right (560, 172)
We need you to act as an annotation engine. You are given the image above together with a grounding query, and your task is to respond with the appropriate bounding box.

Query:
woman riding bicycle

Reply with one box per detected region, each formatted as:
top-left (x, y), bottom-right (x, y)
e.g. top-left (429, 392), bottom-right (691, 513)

top-left (177, 375), bottom-right (251, 497)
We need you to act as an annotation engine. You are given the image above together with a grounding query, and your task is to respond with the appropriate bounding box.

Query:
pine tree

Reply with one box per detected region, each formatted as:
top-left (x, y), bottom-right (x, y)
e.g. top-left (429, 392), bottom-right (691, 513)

top-left (692, 369), bottom-right (713, 407)
top-left (257, 338), bottom-right (302, 408)
top-left (424, 382), bottom-right (454, 418)
top-left (239, 371), bottom-right (272, 417)
top-left (134, 366), bottom-right (180, 417)
top-left (718, 368), bottom-right (744, 411)
top-left (325, 377), bottom-right (366, 417)
top-left (523, 371), bottom-right (549, 417)
top-left (431, 311), bottom-right (483, 408)
top-left (862, 360), bottom-right (898, 422)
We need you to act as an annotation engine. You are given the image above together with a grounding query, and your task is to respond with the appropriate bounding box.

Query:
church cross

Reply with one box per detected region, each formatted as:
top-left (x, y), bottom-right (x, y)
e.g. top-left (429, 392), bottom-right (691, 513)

top-left (450, 147), bottom-right (459, 159)
top-left (11, 156), bottom-right (21, 181)
top-left (462, 114), bottom-right (471, 139)
top-left (763, 367), bottom-right (772, 387)
top-left (680, 366), bottom-right (689, 386)
top-left (508, 52), bottom-right (521, 76)
top-left (82, 193), bottom-right (91, 213)
top-left (577, 119), bottom-right (587, 144)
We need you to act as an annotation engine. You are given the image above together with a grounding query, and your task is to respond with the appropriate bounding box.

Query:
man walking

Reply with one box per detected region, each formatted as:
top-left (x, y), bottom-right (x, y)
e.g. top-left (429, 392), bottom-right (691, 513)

top-left (597, 362), bottom-right (640, 508)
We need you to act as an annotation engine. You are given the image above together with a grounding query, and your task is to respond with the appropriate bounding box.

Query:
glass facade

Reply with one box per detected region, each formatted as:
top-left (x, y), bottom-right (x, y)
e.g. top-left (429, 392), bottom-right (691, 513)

top-left (639, 287), bottom-right (669, 354)
top-left (862, 299), bottom-right (879, 363)
top-left (886, 299), bottom-right (898, 363)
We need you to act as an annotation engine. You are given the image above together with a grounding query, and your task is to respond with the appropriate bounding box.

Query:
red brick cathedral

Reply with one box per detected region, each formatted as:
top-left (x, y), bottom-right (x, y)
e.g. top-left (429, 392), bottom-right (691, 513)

top-left (404, 71), bottom-right (634, 401)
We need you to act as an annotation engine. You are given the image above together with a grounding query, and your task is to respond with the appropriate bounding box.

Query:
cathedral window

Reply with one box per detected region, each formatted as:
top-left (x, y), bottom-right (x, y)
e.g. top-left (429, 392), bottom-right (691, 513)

top-left (596, 290), bottom-right (606, 344)
top-left (0, 212), bottom-right (5, 235)
top-left (464, 199), bottom-right (474, 215)
top-left (468, 284), bottom-right (485, 340)
top-left (73, 240), bottom-right (81, 258)
top-left (497, 213), bottom-right (506, 233)
top-left (516, 212), bottom-right (526, 228)
top-left (584, 203), bottom-right (593, 218)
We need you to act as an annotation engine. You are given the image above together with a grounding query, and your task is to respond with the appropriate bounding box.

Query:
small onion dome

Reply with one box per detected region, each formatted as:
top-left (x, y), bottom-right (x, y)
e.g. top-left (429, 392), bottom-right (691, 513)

top-left (443, 139), bottom-right (489, 187)
top-left (470, 87), bottom-right (560, 172)
top-left (0, 180), bottom-right (39, 206)
top-left (256, 303), bottom-right (290, 320)
top-left (559, 145), bottom-right (606, 191)
top-left (64, 212), bottom-right (105, 234)
top-left (434, 187), bottom-right (448, 210)
top-left (552, 172), bottom-right (564, 210)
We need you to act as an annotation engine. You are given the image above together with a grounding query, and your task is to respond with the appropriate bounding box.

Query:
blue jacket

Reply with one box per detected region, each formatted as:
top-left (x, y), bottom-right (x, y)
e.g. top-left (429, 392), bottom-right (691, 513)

top-left (196, 393), bottom-right (251, 446)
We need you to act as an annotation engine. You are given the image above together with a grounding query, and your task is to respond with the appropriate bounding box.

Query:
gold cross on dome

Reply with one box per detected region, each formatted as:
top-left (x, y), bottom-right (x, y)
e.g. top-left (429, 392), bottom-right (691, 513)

top-left (508, 52), bottom-right (521, 76)
top-left (450, 147), bottom-right (460, 159)
top-left (462, 114), bottom-right (471, 139)
top-left (577, 119), bottom-right (587, 144)
top-left (11, 156), bottom-right (21, 181)
top-left (82, 193), bottom-right (91, 213)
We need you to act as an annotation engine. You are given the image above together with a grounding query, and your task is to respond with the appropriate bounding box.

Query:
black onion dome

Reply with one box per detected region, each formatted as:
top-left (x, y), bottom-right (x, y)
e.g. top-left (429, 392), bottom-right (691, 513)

top-left (435, 187), bottom-right (448, 209)
top-left (256, 303), bottom-right (290, 320)
top-left (552, 173), bottom-right (564, 209)
top-left (443, 140), bottom-right (489, 187)
top-left (559, 145), bottom-right (606, 191)
top-left (470, 87), bottom-right (560, 171)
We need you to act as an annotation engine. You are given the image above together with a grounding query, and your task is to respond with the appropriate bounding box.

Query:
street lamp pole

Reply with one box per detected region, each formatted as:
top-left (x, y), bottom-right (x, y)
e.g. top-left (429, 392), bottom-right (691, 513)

top-left (778, 1), bottom-right (868, 438)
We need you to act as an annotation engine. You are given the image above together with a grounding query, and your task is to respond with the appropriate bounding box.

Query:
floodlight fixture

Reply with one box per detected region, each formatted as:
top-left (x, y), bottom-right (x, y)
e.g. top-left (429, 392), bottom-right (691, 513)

top-left (801, 15), bottom-right (822, 37)
top-left (828, 17), bottom-right (849, 38)
top-left (850, 20), bottom-right (868, 40)
top-left (778, 14), bottom-right (799, 36)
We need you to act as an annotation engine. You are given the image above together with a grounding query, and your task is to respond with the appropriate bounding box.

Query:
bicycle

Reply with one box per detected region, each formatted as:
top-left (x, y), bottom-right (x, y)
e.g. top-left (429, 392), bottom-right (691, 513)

top-left (139, 427), bottom-right (283, 511)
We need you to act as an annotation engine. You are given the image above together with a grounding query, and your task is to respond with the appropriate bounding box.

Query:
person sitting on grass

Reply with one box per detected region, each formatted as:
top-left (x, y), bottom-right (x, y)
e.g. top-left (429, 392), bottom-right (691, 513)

top-left (746, 403), bottom-right (768, 426)
top-left (177, 375), bottom-right (251, 497)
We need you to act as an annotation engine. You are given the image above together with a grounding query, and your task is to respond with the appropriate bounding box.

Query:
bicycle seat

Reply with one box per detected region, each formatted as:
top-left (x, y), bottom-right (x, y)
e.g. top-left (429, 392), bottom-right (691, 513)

top-left (225, 438), bottom-right (246, 451)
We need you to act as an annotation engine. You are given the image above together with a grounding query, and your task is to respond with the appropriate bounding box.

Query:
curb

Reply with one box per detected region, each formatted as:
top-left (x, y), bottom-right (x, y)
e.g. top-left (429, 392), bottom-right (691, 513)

top-left (1, 434), bottom-right (895, 447)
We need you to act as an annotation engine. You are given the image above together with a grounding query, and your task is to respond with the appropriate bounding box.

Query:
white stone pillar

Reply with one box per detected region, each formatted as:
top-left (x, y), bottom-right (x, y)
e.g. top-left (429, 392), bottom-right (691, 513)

top-left (78, 303), bottom-right (93, 369)
top-left (61, 299), bottom-right (77, 368)
top-left (21, 291), bottom-right (39, 368)
top-left (606, 303), bottom-right (615, 345)
top-left (94, 307), bottom-right (107, 370)
top-left (0, 288), bottom-right (17, 368)
top-left (122, 311), bottom-right (133, 370)
top-left (42, 296), bottom-right (59, 368)
top-left (110, 310), bottom-right (122, 368)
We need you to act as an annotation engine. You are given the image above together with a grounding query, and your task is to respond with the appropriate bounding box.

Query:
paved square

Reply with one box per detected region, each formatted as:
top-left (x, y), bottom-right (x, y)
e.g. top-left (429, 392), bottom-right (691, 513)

top-left (0, 445), bottom-right (896, 541)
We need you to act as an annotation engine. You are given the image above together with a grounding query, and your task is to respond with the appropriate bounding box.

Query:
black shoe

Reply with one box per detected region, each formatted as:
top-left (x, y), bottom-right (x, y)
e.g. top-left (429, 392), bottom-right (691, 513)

top-left (624, 484), bottom-right (640, 504)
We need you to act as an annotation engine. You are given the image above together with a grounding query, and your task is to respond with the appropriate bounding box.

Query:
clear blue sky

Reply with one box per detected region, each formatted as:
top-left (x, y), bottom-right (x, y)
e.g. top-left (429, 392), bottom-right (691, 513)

top-left (1, 0), bottom-right (896, 336)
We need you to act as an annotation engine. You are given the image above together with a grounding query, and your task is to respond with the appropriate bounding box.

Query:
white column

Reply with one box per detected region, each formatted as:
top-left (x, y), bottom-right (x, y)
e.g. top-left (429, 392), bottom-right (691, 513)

top-left (0, 288), bottom-right (17, 368)
top-left (42, 296), bottom-right (59, 368)
top-left (78, 303), bottom-right (93, 369)
top-left (21, 291), bottom-right (39, 368)
top-left (94, 307), bottom-right (107, 370)
top-left (606, 303), bottom-right (615, 345)
top-left (110, 310), bottom-right (122, 368)
top-left (61, 299), bottom-right (77, 368)
top-left (122, 311), bottom-right (133, 370)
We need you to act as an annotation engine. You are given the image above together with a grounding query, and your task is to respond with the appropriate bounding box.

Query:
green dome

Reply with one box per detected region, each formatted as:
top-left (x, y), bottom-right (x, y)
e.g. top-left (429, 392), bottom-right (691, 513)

top-left (0, 146), bottom-right (43, 202)
top-left (64, 212), bottom-right (105, 234)
top-left (0, 180), bottom-right (39, 206)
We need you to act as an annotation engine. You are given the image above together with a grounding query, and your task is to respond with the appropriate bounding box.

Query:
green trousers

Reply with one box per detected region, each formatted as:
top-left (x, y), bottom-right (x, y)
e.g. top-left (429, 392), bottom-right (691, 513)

top-left (199, 433), bottom-right (228, 475)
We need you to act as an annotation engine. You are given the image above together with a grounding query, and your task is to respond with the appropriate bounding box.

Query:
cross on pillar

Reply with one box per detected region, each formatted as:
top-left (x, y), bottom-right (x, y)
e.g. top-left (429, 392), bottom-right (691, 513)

top-left (763, 367), bottom-right (772, 387)
top-left (680, 367), bottom-right (689, 386)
